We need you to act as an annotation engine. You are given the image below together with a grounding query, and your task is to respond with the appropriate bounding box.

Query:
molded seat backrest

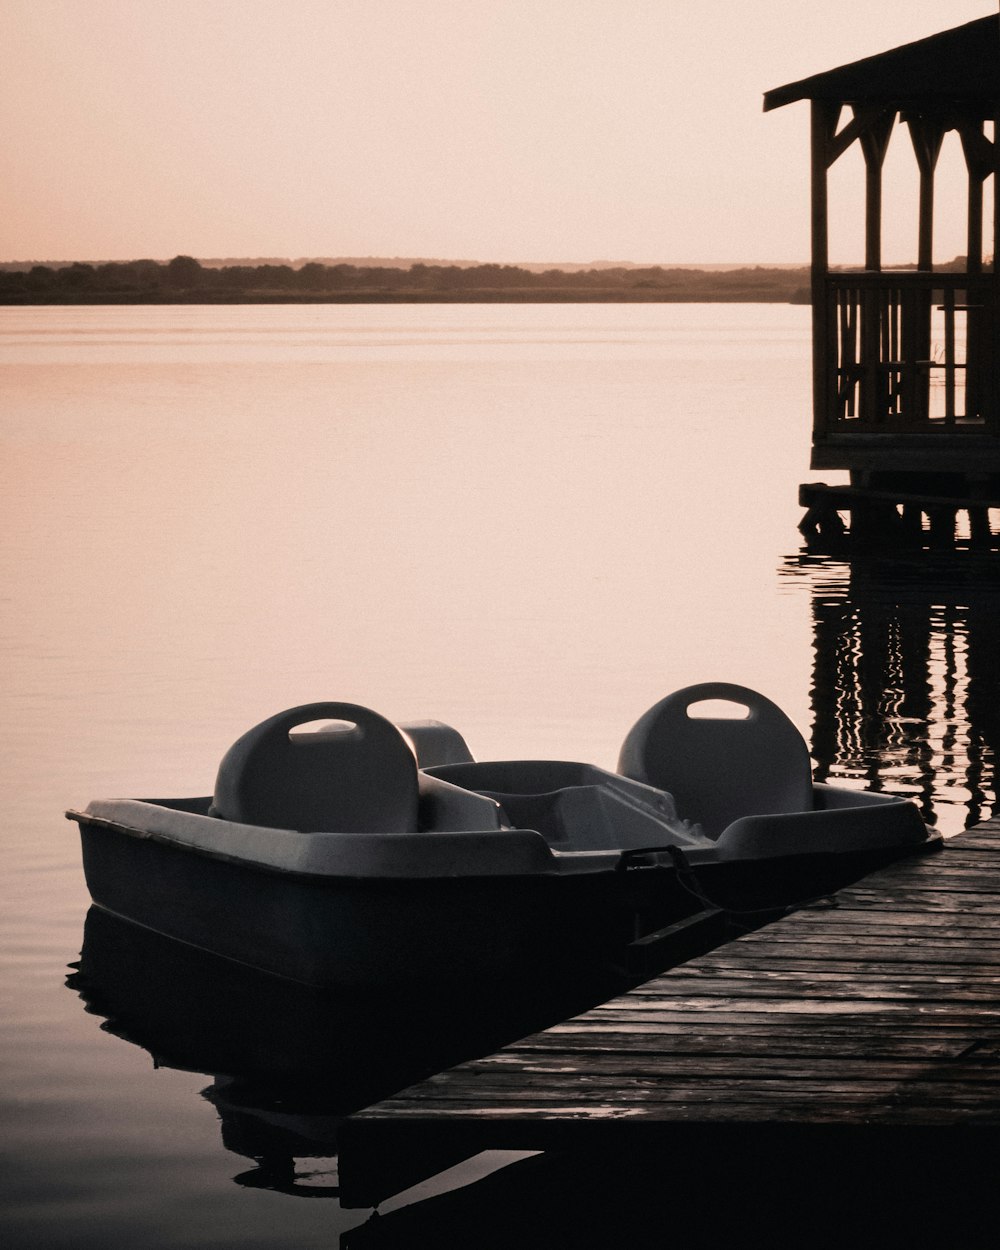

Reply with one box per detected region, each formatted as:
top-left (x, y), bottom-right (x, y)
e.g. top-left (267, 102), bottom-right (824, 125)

top-left (617, 683), bottom-right (813, 839)
top-left (211, 702), bottom-right (419, 833)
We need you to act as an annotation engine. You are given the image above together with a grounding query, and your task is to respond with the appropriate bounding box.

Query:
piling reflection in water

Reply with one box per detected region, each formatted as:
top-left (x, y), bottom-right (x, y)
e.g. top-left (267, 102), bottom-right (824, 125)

top-left (206, 1080), bottom-right (343, 1199)
top-left (782, 551), bottom-right (1000, 835)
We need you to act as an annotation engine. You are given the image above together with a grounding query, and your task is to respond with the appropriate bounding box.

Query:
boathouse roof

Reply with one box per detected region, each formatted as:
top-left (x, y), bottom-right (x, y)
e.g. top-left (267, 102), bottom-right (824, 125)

top-left (763, 14), bottom-right (1000, 112)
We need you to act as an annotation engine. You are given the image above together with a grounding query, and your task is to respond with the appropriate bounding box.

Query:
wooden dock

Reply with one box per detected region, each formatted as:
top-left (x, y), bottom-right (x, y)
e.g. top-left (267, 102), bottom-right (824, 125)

top-left (339, 822), bottom-right (1000, 1232)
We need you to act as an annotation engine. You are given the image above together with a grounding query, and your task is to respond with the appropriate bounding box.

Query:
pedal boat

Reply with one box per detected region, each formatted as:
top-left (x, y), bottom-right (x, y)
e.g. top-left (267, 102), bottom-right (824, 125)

top-left (67, 687), bottom-right (935, 989)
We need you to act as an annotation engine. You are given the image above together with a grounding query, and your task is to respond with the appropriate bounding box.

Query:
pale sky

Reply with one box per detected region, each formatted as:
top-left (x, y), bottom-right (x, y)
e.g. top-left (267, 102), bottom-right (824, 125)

top-left (0, 0), bottom-right (994, 265)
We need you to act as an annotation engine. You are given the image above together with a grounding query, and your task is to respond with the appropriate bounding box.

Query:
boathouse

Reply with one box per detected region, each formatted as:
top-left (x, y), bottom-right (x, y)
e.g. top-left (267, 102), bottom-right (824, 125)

top-left (764, 15), bottom-right (1000, 546)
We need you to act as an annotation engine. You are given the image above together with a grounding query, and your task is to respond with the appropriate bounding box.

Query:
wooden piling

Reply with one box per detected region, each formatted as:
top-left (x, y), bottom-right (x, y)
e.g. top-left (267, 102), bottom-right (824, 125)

top-left (799, 482), bottom-right (998, 550)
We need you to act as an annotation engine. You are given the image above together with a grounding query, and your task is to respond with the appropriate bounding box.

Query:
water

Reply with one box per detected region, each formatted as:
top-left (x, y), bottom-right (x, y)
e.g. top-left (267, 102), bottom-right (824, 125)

top-left (2, 303), bottom-right (998, 1246)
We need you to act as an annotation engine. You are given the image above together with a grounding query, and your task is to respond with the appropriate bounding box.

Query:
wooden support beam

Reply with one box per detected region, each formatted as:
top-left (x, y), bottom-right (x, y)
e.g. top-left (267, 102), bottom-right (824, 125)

top-left (811, 101), bottom-right (836, 442)
top-left (907, 117), bottom-right (945, 271)
top-left (958, 120), bottom-right (997, 183)
top-left (798, 504), bottom-right (848, 543)
top-left (826, 104), bottom-right (889, 167)
top-left (900, 504), bottom-right (924, 540)
top-left (958, 119), bottom-right (991, 274)
top-left (859, 109), bottom-right (895, 272)
top-left (853, 112), bottom-right (896, 429)
top-left (969, 507), bottom-right (993, 549)
top-left (800, 481), bottom-right (1000, 513)
top-left (927, 504), bottom-right (957, 548)
top-left (968, 168), bottom-right (984, 276)
top-left (851, 495), bottom-right (901, 544)
top-left (992, 107), bottom-right (1000, 436)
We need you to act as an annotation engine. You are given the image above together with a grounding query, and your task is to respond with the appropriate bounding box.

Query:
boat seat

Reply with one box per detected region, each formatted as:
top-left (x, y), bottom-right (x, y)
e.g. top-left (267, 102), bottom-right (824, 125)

top-left (210, 702), bottom-right (419, 833)
top-left (617, 682), bottom-right (814, 839)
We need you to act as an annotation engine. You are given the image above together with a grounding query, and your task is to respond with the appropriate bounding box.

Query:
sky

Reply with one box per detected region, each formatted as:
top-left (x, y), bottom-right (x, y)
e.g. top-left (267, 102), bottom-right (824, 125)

top-left (0, 0), bottom-right (995, 266)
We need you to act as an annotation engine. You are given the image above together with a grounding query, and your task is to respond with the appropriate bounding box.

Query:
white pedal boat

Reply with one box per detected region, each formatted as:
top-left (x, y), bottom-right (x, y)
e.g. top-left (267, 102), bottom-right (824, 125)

top-left (67, 684), bottom-right (934, 988)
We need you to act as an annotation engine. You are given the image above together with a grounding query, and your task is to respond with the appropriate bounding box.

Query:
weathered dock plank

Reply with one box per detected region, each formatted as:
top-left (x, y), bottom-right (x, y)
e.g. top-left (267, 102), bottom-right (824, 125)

top-left (340, 823), bottom-right (1000, 1212)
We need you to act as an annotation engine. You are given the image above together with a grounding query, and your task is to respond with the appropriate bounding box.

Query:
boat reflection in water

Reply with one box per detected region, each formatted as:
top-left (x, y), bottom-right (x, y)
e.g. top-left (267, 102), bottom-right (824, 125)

top-left (66, 906), bottom-right (631, 1198)
top-left (781, 551), bottom-right (1000, 835)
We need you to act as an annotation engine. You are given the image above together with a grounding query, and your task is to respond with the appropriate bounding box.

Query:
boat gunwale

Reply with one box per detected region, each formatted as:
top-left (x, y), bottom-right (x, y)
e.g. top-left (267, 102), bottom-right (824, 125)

top-left (65, 799), bottom-right (622, 883)
top-left (66, 776), bottom-right (933, 887)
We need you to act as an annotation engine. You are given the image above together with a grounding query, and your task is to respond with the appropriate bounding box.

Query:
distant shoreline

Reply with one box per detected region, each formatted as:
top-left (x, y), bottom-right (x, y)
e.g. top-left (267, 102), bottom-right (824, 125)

top-left (0, 288), bottom-right (810, 306)
top-left (0, 256), bottom-right (811, 306)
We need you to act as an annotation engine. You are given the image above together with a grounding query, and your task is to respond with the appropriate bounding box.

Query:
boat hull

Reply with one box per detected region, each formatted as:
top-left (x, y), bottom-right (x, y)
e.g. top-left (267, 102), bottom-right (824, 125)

top-left (77, 816), bottom-right (666, 988)
top-left (75, 807), bottom-right (934, 989)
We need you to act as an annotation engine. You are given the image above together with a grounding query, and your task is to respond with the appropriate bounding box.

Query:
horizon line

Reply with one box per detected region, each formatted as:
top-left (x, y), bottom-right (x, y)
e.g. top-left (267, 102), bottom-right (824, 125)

top-left (0, 254), bottom-right (812, 272)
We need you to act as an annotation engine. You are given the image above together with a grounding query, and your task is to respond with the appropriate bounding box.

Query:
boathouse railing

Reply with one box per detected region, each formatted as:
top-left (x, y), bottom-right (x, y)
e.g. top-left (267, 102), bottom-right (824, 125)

top-left (818, 271), bottom-right (997, 436)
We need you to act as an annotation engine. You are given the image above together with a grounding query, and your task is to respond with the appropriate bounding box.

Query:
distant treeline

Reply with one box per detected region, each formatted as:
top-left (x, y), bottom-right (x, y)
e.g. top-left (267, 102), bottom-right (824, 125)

top-left (0, 254), bottom-right (811, 304)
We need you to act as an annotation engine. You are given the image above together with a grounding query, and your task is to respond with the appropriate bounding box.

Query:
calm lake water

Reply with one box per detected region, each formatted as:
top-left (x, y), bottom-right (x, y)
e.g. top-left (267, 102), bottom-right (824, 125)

top-left (2, 303), bottom-right (998, 1246)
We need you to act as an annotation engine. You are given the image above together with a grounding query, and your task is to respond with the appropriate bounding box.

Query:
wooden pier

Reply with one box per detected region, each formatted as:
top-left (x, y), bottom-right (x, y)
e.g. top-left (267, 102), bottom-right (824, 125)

top-left (339, 822), bottom-right (1000, 1234)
